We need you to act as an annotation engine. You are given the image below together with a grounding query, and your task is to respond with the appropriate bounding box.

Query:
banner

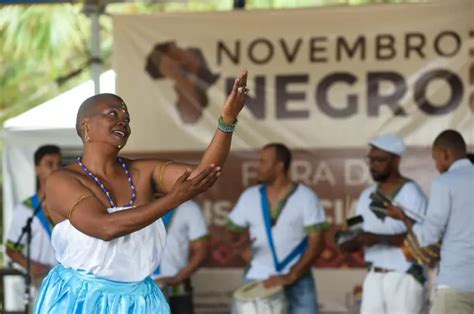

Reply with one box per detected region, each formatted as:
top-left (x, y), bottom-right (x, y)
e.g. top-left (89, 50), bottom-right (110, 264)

top-left (113, 0), bottom-right (473, 268)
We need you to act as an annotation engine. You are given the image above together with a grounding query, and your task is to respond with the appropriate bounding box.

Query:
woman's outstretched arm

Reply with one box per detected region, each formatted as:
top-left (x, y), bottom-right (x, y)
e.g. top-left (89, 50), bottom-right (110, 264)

top-left (46, 165), bottom-right (220, 241)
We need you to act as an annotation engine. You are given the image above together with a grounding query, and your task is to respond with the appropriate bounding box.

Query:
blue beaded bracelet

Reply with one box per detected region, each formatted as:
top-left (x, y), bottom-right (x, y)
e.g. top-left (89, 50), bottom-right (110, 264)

top-left (218, 116), bottom-right (238, 133)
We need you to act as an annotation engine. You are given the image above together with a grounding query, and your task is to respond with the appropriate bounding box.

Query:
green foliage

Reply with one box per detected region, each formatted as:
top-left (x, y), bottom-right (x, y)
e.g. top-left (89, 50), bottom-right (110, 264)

top-left (1, 5), bottom-right (104, 127)
top-left (0, 2), bottom-right (237, 128)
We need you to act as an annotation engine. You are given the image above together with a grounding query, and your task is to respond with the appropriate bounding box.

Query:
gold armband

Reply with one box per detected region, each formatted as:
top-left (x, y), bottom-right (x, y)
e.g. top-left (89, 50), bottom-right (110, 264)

top-left (67, 193), bottom-right (94, 219)
top-left (158, 161), bottom-right (173, 193)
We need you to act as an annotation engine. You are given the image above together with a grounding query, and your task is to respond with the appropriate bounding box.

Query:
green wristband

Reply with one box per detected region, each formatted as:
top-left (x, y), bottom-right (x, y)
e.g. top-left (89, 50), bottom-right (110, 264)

top-left (218, 116), bottom-right (238, 133)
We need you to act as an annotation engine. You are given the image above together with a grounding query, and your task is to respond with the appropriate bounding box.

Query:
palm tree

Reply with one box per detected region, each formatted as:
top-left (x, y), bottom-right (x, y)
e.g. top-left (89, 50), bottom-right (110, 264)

top-left (1, 5), bottom-right (100, 127)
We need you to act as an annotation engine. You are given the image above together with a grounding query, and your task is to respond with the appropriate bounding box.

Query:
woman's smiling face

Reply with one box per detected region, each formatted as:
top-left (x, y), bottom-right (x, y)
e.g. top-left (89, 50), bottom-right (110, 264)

top-left (83, 97), bottom-right (132, 149)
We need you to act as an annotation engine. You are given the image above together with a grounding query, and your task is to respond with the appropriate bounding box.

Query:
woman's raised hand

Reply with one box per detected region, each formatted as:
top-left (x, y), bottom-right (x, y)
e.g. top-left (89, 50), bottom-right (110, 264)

top-left (221, 69), bottom-right (248, 123)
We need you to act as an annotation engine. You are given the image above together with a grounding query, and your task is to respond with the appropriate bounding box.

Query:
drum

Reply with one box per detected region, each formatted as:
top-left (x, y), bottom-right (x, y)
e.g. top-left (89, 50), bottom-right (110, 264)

top-left (335, 215), bottom-right (364, 249)
top-left (233, 281), bottom-right (288, 314)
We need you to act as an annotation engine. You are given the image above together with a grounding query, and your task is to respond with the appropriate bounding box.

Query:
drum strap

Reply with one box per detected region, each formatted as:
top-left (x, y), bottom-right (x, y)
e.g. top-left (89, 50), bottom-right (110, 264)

top-left (259, 185), bottom-right (308, 273)
top-left (26, 194), bottom-right (53, 238)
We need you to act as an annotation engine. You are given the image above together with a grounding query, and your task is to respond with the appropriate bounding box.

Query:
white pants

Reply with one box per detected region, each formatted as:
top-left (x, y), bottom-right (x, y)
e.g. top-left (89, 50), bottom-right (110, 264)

top-left (361, 270), bottom-right (424, 314)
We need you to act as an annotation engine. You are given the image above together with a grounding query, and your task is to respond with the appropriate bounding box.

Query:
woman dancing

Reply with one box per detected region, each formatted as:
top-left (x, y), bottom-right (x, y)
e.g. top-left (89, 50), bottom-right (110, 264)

top-left (34, 70), bottom-right (249, 313)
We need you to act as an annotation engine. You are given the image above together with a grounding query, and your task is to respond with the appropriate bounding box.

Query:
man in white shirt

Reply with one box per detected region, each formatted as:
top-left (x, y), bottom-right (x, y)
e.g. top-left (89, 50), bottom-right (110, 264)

top-left (153, 200), bottom-right (209, 314)
top-left (340, 134), bottom-right (427, 314)
top-left (227, 143), bottom-right (328, 314)
top-left (5, 145), bottom-right (62, 311)
top-left (386, 130), bottom-right (474, 314)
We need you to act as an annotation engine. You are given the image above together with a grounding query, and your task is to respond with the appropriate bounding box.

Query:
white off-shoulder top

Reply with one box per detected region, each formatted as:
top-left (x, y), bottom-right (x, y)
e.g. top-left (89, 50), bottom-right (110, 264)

top-left (51, 206), bottom-right (167, 282)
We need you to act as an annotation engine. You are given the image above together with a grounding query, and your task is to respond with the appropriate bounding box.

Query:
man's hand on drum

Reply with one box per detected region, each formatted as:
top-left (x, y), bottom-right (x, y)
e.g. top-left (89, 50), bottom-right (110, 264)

top-left (263, 273), bottom-right (296, 288)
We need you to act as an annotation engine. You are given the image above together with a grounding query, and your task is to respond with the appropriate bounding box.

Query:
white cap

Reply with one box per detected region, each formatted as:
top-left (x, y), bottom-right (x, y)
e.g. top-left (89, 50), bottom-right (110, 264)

top-left (369, 134), bottom-right (406, 156)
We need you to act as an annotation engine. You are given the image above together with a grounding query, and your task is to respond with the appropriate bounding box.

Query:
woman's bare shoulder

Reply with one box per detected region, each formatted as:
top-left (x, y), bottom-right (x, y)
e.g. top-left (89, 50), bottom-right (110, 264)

top-left (47, 164), bottom-right (83, 185)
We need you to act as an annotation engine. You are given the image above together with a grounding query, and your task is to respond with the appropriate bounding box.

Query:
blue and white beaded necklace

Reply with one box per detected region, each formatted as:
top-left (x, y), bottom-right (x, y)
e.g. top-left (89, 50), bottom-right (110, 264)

top-left (77, 157), bottom-right (137, 208)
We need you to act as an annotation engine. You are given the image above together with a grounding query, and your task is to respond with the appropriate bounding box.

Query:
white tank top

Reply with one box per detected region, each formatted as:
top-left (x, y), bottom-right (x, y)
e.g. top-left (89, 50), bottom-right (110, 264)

top-left (51, 206), bottom-right (167, 282)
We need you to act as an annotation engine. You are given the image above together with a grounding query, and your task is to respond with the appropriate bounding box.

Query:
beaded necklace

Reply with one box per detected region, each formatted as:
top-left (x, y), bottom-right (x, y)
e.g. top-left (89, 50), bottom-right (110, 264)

top-left (77, 157), bottom-right (137, 208)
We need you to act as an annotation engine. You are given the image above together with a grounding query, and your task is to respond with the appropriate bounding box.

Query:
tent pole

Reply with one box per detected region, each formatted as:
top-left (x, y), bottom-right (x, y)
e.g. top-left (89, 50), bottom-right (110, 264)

top-left (84, 3), bottom-right (103, 94)
top-left (91, 9), bottom-right (100, 94)
top-left (233, 0), bottom-right (245, 9)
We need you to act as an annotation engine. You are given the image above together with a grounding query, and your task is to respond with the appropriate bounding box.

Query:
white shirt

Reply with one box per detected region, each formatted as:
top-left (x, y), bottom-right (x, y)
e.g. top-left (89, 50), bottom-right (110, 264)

top-left (356, 181), bottom-right (427, 273)
top-left (52, 206), bottom-right (167, 282)
top-left (6, 196), bottom-right (57, 267)
top-left (228, 183), bottom-right (327, 280)
top-left (154, 201), bottom-right (208, 279)
top-left (413, 159), bottom-right (474, 292)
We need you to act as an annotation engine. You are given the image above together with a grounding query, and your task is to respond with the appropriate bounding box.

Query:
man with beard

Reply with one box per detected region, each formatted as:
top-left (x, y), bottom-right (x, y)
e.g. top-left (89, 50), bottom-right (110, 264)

top-left (340, 134), bottom-right (427, 314)
top-left (226, 143), bottom-right (328, 314)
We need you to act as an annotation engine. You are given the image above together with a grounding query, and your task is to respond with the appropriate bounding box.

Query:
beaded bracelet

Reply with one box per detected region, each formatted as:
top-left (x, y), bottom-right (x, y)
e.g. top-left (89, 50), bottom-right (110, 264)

top-left (217, 116), bottom-right (238, 133)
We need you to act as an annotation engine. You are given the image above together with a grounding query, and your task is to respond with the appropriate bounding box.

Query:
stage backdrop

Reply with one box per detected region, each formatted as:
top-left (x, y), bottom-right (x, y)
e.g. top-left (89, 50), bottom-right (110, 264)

top-left (113, 0), bottom-right (473, 268)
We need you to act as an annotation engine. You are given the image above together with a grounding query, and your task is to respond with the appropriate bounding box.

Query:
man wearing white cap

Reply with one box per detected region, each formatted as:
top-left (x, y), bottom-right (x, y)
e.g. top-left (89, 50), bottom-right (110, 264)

top-left (340, 134), bottom-right (427, 314)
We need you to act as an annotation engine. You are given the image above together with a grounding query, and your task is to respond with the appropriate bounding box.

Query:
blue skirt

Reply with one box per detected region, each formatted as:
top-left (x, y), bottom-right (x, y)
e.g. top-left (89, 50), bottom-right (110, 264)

top-left (34, 265), bottom-right (170, 314)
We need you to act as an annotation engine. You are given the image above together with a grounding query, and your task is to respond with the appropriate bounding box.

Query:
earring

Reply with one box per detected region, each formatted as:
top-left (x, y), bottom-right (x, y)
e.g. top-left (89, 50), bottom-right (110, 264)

top-left (85, 128), bottom-right (91, 142)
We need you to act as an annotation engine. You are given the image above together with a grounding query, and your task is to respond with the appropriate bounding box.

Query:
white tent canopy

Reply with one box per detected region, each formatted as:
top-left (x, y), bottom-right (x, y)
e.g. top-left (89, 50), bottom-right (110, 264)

top-left (2, 70), bottom-right (116, 239)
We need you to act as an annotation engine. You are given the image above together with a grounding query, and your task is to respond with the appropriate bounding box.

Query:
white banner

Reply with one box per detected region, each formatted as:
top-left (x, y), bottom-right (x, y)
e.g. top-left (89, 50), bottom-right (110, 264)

top-left (114, 0), bottom-right (473, 152)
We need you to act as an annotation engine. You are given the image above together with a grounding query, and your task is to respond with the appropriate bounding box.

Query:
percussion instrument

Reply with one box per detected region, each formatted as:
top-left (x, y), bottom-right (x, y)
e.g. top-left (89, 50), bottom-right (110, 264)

top-left (233, 281), bottom-right (288, 314)
top-left (335, 215), bottom-right (364, 245)
top-left (369, 190), bottom-right (424, 221)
